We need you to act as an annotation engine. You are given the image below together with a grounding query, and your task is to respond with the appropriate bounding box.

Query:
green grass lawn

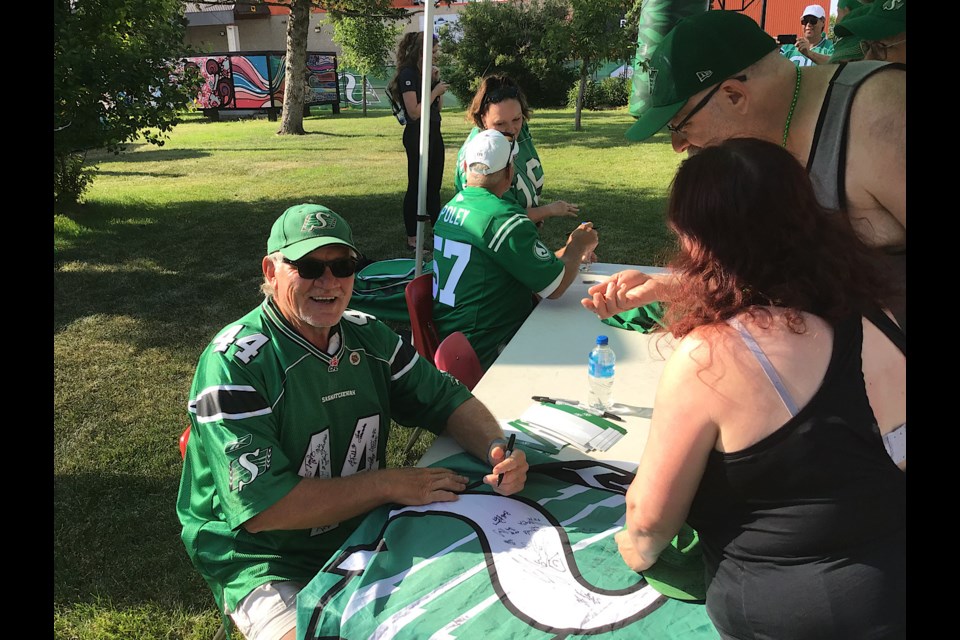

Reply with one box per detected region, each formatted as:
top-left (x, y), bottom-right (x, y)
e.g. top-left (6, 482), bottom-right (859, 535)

top-left (53, 106), bottom-right (682, 639)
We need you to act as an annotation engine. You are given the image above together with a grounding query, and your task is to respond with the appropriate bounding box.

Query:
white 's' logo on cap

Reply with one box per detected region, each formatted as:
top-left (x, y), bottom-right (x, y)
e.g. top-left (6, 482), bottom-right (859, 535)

top-left (696, 70), bottom-right (713, 83)
top-left (302, 211), bottom-right (336, 232)
top-left (882, 0), bottom-right (902, 10)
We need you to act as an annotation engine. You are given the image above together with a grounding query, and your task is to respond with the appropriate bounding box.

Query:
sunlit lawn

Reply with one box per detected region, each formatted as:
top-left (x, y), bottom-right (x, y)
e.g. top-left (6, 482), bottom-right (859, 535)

top-left (53, 105), bottom-right (682, 639)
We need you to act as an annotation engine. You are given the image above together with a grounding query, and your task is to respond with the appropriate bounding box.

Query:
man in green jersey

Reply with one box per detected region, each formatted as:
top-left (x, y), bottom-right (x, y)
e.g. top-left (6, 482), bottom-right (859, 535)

top-left (177, 203), bottom-right (529, 640)
top-left (434, 130), bottom-right (599, 370)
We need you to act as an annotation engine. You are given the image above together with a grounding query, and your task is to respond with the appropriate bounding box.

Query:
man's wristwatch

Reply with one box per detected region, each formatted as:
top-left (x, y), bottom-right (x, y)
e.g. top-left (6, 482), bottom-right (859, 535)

top-left (487, 437), bottom-right (508, 466)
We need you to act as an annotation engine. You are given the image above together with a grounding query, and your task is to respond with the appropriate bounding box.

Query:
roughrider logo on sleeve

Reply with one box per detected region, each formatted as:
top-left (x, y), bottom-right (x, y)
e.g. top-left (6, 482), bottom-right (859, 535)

top-left (229, 448), bottom-right (272, 492)
top-left (533, 241), bottom-right (552, 260)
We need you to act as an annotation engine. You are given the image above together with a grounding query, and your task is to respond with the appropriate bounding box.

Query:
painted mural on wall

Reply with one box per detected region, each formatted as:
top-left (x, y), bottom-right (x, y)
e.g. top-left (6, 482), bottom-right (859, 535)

top-left (235, 55), bottom-right (274, 108)
top-left (307, 54), bottom-right (340, 106)
top-left (184, 52), bottom-right (340, 111)
top-left (185, 56), bottom-right (234, 109)
top-left (335, 68), bottom-right (463, 110)
top-left (185, 55), bottom-right (626, 113)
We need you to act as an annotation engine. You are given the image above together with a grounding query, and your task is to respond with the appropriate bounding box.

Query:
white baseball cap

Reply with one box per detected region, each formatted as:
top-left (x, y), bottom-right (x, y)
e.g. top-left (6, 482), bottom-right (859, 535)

top-left (463, 129), bottom-right (518, 175)
top-left (801, 4), bottom-right (826, 19)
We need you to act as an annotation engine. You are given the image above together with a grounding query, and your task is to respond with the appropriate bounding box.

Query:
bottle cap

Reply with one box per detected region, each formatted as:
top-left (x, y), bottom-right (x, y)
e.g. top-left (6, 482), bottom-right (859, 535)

top-left (596, 335), bottom-right (609, 346)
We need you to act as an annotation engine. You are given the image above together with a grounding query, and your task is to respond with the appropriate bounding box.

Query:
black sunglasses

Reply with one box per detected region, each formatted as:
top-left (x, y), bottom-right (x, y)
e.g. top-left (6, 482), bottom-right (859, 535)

top-left (800, 16), bottom-right (821, 25)
top-left (666, 75), bottom-right (746, 136)
top-left (283, 256), bottom-right (359, 279)
top-left (481, 85), bottom-right (520, 107)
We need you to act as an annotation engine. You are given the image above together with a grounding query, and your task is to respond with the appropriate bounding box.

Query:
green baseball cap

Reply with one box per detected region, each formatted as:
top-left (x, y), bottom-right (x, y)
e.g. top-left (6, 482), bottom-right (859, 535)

top-left (267, 204), bottom-right (359, 260)
top-left (828, 34), bottom-right (866, 63)
top-left (838, 0), bottom-right (864, 10)
top-left (829, 4), bottom-right (873, 63)
top-left (625, 11), bottom-right (777, 142)
top-left (835, 0), bottom-right (906, 39)
top-left (641, 523), bottom-right (706, 602)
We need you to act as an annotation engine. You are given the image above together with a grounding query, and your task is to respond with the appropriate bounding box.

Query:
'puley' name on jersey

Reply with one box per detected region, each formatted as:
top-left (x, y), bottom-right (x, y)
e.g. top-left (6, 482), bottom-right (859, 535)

top-left (439, 198), bottom-right (471, 227)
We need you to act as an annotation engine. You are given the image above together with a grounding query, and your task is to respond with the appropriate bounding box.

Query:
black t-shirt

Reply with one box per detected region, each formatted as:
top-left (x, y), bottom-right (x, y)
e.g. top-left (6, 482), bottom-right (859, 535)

top-left (397, 65), bottom-right (441, 125)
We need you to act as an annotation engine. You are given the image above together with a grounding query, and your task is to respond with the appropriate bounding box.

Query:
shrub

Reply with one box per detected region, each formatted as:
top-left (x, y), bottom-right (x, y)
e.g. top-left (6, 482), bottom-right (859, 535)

top-left (54, 0), bottom-right (199, 208)
top-left (567, 76), bottom-right (630, 110)
top-left (599, 76), bottom-right (630, 108)
top-left (54, 153), bottom-right (95, 210)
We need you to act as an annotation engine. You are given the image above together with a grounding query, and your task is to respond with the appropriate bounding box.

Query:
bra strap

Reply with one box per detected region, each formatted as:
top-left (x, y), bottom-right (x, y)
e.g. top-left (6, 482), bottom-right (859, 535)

top-left (727, 318), bottom-right (800, 416)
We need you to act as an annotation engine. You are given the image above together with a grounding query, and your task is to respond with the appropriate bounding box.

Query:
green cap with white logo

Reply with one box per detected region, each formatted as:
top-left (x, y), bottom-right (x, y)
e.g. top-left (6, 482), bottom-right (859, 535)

top-left (625, 10), bottom-right (777, 142)
top-left (267, 204), bottom-right (359, 260)
top-left (835, 0), bottom-right (906, 40)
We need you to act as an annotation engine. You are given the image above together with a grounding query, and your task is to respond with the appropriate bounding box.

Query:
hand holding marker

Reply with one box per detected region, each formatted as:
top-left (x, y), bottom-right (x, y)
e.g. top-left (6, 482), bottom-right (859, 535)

top-left (497, 433), bottom-right (516, 487)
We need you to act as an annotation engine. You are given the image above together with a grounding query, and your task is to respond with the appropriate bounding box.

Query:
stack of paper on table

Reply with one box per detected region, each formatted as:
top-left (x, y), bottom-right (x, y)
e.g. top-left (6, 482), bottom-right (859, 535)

top-left (505, 402), bottom-right (627, 453)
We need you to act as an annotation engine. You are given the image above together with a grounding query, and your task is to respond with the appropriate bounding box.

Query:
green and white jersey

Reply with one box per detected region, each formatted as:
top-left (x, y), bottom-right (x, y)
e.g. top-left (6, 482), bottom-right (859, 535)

top-left (780, 37), bottom-right (834, 67)
top-left (176, 298), bottom-right (473, 613)
top-left (297, 453), bottom-right (720, 639)
top-left (432, 187), bottom-right (565, 369)
top-left (454, 122), bottom-right (544, 210)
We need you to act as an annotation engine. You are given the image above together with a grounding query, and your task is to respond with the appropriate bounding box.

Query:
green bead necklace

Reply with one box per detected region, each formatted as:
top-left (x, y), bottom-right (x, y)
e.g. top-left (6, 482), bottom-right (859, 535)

top-left (782, 65), bottom-right (801, 148)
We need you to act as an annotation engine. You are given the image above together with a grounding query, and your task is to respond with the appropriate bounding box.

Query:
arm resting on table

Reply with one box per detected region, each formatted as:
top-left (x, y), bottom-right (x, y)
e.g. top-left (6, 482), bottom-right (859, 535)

top-left (444, 397), bottom-right (528, 495)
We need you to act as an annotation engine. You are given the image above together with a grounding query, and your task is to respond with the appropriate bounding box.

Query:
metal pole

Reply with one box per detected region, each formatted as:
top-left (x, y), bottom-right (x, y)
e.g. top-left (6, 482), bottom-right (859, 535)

top-left (414, 1), bottom-right (436, 277)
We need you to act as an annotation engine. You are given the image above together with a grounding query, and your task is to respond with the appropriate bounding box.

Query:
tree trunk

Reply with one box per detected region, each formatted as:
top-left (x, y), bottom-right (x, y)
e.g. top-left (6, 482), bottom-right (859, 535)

top-left (362, 73), bottom-right (368, 116)
top-left (574, 61), bottom-right (588, 132)
top-left (278, 0), bottom-right (310, 135)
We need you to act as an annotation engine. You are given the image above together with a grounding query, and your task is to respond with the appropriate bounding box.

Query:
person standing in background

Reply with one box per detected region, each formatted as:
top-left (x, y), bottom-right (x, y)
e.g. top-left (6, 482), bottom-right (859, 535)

top-left (780, 4), bottom-right (834, 66)
top-left (388, 32), bottom-right (448, 251)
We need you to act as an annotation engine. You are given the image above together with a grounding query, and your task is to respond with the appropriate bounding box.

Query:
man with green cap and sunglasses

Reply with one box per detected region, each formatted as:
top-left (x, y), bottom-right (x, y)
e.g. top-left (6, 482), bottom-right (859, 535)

top-left (177, 203), bottom-right (529, 640)
top-left (585, 9), bottom-right (906, 331)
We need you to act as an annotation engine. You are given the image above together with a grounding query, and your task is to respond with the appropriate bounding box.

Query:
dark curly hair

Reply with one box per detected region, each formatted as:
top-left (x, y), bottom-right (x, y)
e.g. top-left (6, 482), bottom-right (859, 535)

top-left (663, 137), bottom-right (896, 338)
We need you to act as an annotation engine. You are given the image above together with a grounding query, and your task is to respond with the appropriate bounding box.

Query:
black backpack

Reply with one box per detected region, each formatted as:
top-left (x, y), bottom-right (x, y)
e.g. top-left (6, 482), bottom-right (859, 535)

top-left (385, 87), bottom-right (407, 126)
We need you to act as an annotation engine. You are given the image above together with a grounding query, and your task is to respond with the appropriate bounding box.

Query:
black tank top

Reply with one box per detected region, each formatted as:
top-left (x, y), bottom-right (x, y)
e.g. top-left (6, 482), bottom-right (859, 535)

top-left (687, 314), bottom-right (905, 639)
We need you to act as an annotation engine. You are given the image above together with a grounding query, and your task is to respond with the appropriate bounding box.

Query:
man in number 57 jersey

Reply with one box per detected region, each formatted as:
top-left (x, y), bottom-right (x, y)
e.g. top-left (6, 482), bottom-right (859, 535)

top-left (433, 130), bottom-right (599, 370)
top-left (177, 204), bottom-right (529, 640)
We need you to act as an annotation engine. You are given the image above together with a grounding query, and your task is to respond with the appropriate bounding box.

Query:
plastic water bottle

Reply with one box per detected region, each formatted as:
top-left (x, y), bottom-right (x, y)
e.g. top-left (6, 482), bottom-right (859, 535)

top-left (587, 335), bottom-right (616, 412)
